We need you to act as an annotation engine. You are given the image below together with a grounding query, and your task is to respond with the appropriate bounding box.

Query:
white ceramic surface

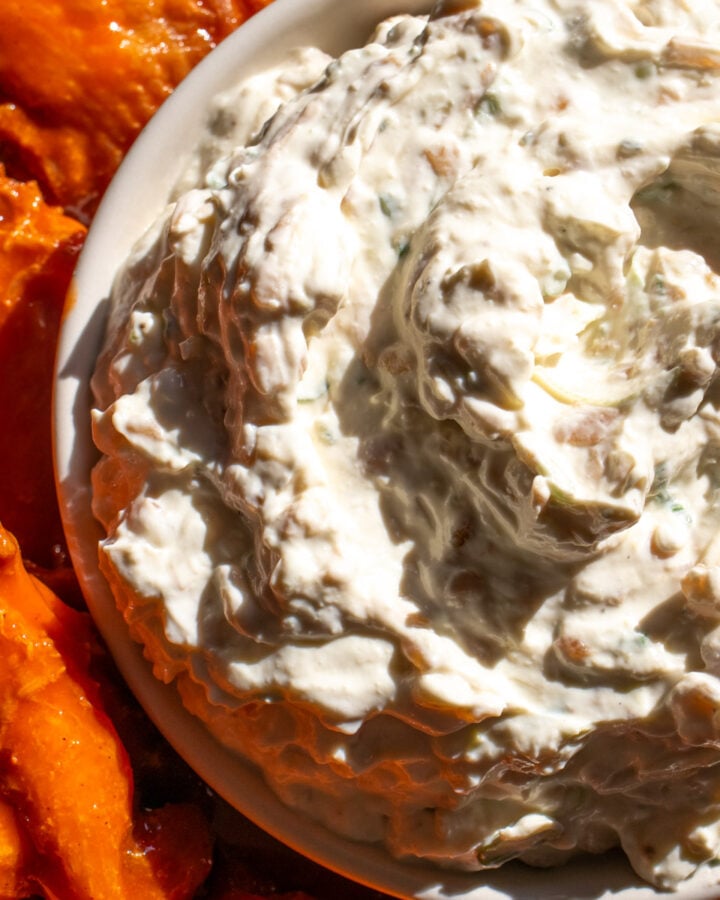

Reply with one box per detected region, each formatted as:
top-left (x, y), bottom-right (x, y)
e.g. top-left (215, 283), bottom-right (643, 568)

top-left (53, 2), bottom-right (720, 897)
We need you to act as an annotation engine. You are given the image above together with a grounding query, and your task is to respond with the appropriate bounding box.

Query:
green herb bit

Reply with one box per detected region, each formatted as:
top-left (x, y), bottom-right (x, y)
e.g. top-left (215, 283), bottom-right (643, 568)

top-left (476, 92), bottom-right (501, 117)
top-left (651, 461), bottom-right (669, 493)
top-left (648, 273), bottom-right (667, 296)
top-left (379, 193), bottom-right (400, 218)
top-left (634, 61), bottom-right (655, 79)
top-left (396, 238), bottom-right (410, 259)
top-left (650, 464), bottom-right (686, 513)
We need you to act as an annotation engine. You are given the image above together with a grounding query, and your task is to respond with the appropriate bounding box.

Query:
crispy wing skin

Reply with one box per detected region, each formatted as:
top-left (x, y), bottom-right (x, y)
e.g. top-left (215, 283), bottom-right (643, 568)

top-left (0, 523), bottom-right (213, 899)
top-left (0, 168), bottom-right (85, 582)
top-left (0, 0), bottom-right (273, 220)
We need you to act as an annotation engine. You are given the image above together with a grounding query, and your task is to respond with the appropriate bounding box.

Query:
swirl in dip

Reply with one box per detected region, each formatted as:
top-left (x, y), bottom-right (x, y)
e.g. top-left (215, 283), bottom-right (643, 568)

top-left (91, 0), bottom-right (720, 888)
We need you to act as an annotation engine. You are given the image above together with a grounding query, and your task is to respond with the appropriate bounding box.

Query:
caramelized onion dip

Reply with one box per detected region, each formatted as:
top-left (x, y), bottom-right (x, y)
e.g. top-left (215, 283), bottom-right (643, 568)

top-left (90, 0), bottom-right (720, 888)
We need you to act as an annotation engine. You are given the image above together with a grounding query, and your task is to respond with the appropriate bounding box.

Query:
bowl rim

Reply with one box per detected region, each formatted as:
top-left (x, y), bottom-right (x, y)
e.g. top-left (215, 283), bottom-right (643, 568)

top-left (52, 1), bottom-right (720, 898)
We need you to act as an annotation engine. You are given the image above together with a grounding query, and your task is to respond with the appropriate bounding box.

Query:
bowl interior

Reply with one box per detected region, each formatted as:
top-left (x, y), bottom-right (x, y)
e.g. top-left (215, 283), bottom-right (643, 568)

top-left (52, 1), bottom-right (720, 898)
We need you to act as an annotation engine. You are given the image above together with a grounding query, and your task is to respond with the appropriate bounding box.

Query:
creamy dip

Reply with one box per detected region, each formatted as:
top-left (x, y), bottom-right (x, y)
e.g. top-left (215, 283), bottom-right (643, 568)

top-left (91, 0), bottom-right (720, 888)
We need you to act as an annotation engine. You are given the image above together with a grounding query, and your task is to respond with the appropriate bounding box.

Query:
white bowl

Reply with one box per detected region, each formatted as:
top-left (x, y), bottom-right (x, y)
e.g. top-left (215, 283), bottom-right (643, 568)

top-left (53, 1), bottom-right (720, 897)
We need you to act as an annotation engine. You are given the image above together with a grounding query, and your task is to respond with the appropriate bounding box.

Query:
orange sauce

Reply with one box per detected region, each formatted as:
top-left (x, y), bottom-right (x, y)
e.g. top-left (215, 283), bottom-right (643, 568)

top-left (0, 525), bottom-right (213, 898)
top-left (0, 0), bottom-right (273, 221)
top-left (0, 168), bottom-right (85, 586)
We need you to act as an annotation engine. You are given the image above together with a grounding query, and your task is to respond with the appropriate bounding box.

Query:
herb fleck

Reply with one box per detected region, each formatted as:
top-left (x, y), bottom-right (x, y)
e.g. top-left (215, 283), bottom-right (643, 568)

top-left (476, 92), bottom-right (501, 117)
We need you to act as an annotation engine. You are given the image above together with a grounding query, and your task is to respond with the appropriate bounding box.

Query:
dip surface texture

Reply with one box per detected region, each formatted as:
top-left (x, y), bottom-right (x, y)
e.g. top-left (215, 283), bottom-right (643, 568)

top-left (91, 0), bottom-right (720, 887)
